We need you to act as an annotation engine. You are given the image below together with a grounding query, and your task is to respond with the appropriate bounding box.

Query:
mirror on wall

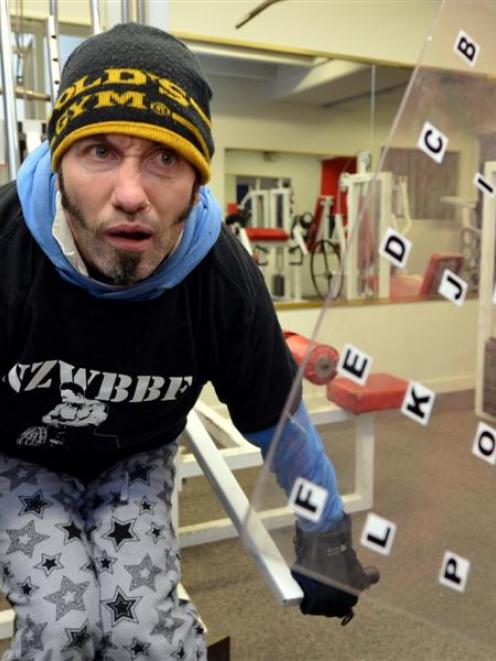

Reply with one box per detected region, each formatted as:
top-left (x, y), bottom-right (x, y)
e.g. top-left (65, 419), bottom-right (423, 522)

top-left (0, 22), bottom-right (483, 305)
top-left (191, 43), bottom-right (482, 305)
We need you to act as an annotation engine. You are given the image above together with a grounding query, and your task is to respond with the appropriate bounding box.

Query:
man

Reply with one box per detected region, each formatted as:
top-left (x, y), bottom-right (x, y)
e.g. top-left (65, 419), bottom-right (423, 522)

top-left (0, 23), bottom-right (374, 661)
top-left (42, 383), bottom-right (108, 429)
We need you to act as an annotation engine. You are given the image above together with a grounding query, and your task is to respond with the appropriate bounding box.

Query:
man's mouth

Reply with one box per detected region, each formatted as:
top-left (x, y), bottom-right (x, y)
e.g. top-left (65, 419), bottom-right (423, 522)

top-left (106, 224), bottom-right (154, 251)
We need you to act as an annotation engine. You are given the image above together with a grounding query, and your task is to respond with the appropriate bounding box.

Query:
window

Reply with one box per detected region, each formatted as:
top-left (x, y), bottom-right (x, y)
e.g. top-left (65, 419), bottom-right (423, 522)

top-left (382, 147), bottom-right (459, 220)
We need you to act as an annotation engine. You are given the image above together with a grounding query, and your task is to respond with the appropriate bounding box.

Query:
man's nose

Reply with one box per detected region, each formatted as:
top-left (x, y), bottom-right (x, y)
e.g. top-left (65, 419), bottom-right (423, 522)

top-left (110, 160), bottom-right (149, 215)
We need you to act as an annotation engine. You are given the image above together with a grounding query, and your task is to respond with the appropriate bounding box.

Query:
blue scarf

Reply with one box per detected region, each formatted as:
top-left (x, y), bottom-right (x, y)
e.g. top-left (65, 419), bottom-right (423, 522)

top-left (16, 141), bottom-right (222, 301)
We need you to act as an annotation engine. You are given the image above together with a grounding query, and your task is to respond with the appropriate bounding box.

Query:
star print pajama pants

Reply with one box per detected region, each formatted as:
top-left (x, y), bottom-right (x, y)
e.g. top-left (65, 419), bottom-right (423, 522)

top-left (0, 444), bottom-right (207, 661)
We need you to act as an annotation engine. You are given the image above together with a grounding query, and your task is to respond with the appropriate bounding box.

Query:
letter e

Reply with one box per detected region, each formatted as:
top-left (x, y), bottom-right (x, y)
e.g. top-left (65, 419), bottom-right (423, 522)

top-left (337, 344), bottom-right (372, 386)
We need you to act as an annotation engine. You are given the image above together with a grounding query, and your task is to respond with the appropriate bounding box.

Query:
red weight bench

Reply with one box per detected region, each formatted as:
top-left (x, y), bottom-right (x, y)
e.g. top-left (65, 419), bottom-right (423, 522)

top-left (327, 373), bottom-right (409, 414)
top-left (245, 227), bottom-right (290, 243)
top-left (286, 332), bottom-right (409, 512)
top-left (181, 336), bottom-right (408, 551)
top-left (389, 252), bottom-right (464, 300)
top-left (306, 371), bottom-right (408, 513)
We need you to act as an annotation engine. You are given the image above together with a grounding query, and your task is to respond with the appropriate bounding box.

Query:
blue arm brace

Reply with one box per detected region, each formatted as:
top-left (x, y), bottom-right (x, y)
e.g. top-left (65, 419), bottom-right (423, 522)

top-left (244, 399), bottom-right (344, 532)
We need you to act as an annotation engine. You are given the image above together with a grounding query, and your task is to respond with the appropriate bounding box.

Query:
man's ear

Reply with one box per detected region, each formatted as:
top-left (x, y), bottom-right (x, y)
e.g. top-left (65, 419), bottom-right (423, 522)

top-left (55, 164), bottom-right (62, 191)
top-left (193, 181), bottom-right (201, 204)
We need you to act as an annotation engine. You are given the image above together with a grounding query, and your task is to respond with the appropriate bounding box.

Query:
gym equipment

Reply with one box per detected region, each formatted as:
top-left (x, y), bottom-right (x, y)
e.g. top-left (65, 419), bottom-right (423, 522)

top-left (233, 181), bottom-right (307, 300)
top-left (304, 166), bottom-right (416, 300)
top-left (442, 196), bottom-right (480, 293)
top-left (374, 252), bottom-right (464, 300)
top-left (293, 196), bottom-right (344, 300)
top-left (283, 331), bottom-right (338, 385)
top-left (310, 238), bottom-right (342, 300)
top-left (178, 332), bottom-right (405, 548)
top-left (242, 0), bottom-right (496, 648)
top-left (339, 170), bottom-right (395, 300)
top-left (477, 160), bottom-right (496, 422)
top-left (0, 0), bottom-right (20, 177)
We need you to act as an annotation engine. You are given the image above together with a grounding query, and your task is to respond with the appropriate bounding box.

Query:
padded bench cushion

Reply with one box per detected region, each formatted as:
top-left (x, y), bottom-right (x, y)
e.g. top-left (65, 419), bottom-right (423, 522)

top-left (327, 372), bottom-right (409, 414)
top-left (245, 227), bottom-right (289, 242)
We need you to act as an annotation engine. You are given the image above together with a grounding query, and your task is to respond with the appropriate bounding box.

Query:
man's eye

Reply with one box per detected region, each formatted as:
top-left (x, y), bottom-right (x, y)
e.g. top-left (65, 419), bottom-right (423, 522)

top-left (159, 150), bottom-right (177, 166)
top-left (91, 145), bottom-right (109, 158)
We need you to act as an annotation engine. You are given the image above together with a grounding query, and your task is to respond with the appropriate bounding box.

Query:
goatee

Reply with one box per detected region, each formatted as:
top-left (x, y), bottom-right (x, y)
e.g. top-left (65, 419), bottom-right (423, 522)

top-left (58, 169), bottom-right (196, 287)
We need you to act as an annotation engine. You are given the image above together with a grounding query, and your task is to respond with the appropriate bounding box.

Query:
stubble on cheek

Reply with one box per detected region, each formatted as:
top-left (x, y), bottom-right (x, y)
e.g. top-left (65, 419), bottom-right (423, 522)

top-left (58, 170), bottom-right (198, 286)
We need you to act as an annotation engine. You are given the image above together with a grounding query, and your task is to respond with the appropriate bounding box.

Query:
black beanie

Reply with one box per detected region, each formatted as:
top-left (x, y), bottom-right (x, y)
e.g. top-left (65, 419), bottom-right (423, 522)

top-left (48, 23), bottom-right (214, 183)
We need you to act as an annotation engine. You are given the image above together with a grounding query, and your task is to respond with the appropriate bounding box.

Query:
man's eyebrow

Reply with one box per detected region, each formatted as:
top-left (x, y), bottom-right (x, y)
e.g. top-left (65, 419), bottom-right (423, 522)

top-left (79, 134), bottom-right (111, 144)
top-left (79, 135), bottom-right (173, 149)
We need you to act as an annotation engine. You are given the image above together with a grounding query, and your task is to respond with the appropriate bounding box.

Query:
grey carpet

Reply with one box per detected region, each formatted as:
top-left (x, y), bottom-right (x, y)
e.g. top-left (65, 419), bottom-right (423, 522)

top-left (1, 391), bottom-right (494, 660)
top-left (180, 390), bottom-right (496, 660)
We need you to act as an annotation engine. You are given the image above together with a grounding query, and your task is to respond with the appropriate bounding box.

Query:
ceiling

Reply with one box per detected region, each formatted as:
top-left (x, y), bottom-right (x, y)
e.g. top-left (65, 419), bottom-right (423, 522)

top-left (191, 44), bottom-right (412, 108)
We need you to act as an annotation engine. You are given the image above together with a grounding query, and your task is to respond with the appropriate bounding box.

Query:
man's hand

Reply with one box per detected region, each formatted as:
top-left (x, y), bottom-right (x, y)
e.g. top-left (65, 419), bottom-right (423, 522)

top-left (291, 513), bottom-right (379, 621)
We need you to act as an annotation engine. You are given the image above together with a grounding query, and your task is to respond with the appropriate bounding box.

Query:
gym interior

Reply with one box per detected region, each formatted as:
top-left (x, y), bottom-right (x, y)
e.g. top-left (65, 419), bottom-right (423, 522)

top-left (0, 1), bottom-right (495, 659)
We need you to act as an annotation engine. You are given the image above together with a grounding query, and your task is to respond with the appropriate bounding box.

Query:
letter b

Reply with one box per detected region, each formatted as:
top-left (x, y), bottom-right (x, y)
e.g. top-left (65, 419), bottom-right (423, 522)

top-left (455, 31), bottom-right (479, 66)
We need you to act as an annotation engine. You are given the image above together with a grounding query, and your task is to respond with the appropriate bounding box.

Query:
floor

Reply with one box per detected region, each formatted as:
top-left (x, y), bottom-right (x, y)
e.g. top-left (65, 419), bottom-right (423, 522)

top-left (1, 390), bottom-right (495, 660)
top-left (178, 390), bottom-right (496, 660)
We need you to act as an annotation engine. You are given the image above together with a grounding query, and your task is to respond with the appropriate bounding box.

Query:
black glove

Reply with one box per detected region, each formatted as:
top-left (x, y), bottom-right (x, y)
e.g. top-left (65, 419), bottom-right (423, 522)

top-left (291, 513), bottom-right (378, 621)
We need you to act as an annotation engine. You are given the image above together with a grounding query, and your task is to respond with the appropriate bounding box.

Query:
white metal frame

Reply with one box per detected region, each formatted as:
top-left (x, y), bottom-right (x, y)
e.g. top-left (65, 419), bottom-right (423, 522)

top-left (178, 399), bottom-right (375, 548)
top-left (342, 172), bottom-right (393, 300)
top-left (0, 396), bottom-right (376, 638)
top-left (0, 609), bottom-right (14, 641)
top-left (317, 195), bottom-right (336, 244)
top-left (240, 186), bottom-right (270, 229)
top-left (239, 181), bottom-right (305, 300)
top-left (238, 232), bottom-right (304, 301)
top-left (475, 161), bottom-right (496, 420)
top-left (182, 409), bottom-right (304, 606)
top-left (269, 182), bottom-right (292, 233)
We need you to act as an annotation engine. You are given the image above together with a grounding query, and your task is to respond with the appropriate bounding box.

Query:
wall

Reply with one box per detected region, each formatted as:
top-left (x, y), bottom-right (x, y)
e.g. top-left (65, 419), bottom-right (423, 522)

top-left (3, 0), bottom-right (440, 67)
top-left (282, 298), bottom-right (479, 409)
top-left (169, 1), bottom-right (440, 67)
top-left (224, 149), bottom-right (322, 217)
top-left (170, 2), bottom-right (496, 77)
top-left (6, 0), bottom-right (484, 286)
top-left (208, 75), bottom-right (400, 208)
top-left (209, 72), bottom-right (479, 282)
top-left (11, 1), bottom-right (496, 75)
top-left (278, 298), bottom-right (478, 392)
top-left (9, 0), bottom-right (92, 23)
top-left (201, 297), bottom-right (479, 408)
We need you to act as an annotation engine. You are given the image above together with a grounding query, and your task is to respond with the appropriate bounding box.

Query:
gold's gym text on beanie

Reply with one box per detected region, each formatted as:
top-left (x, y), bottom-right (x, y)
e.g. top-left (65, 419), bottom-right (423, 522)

top-left (48, 23), bottom-right (214, 183)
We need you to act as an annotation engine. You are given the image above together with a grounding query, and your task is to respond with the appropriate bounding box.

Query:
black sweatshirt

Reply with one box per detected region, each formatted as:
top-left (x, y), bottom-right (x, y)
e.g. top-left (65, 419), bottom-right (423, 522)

top-left (0, 182), bottom-right (297, 480)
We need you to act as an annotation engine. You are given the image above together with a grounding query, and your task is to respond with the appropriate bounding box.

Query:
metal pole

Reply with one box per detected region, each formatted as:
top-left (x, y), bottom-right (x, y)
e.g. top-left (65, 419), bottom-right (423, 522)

top-left (121, 0), bottom-right (130, 23)
top-left (184, 411), bottom-right (303, 605)
top-left (136, 0), bottom-right (145, 23)
top-left (49, 0), bottom-right (58, 31)
top-left (0, 0), bottom-right (20, 177)
top-left (89, 0), bottom-right (102, 34)
top-left (0, 85), bottom-right (50, 102)
top-left (46, 15), bottom-right (60, 103)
